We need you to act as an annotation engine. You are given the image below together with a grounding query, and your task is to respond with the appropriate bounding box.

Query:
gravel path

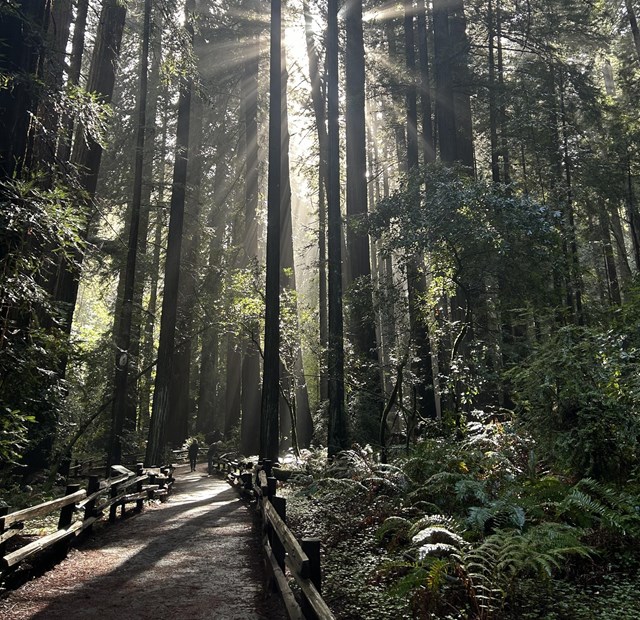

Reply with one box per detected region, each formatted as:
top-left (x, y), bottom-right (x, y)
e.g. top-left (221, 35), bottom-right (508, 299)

top-left (0, 465), bottom-right (286, 620)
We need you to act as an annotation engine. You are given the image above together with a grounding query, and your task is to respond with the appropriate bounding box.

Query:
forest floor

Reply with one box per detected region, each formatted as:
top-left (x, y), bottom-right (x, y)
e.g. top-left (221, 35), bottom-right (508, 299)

top-left (0, 465), bottom-right (287, 620)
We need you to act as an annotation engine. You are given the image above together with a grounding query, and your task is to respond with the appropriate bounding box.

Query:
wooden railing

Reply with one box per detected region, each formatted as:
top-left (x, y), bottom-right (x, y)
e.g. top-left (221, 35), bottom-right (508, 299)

top-left (0, 463), bottom-right (174, 573)
top-left (217, 456), bottom-right (335, 620)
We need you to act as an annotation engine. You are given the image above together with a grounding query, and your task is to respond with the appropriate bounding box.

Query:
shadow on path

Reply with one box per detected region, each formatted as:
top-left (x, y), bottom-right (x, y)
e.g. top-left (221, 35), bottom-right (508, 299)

top-left (0, 466), bottom-right (286, 620)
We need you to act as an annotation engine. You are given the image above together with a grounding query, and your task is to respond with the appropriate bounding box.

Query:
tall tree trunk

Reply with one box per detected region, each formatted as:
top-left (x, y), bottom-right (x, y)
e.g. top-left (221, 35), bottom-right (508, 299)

top-left (168, 90), bottom-right (204, 446)
top-left (496, 0), bottom-right (510, 183)
top-left (432, 0), bottom-right (456, 162)
top-left (559, 70), bottom-right (584, 325)
top-left (261, 0), bottom-right (282, 461)
top-left (599, 207), bottom-right (621, 305)
top-left (240, 25), bottom-right (262, 456)
top-left (405, 0), bottom-right (437, 421)
top-left (404, 2), bottom-right (419, 169)
top-left (303, 0), bottom-right (329, 405)
top-left (625, 0), bottom-right (640, 64)
top-left (327, 0), bottom-right (348, 457)
top-left (197, 141), bottom-right (229, 437)
top-left (384, 18), bottom-right (407, 172)
top-left (125, 2), bottom-right (163, 432)
top-left (56, 0), bottom-right (89, 166)
top-left (0, 0), bottom-right (49, 179)
top-left (608, 202), bottom-right (633, 286)
top-left (625, 152), bottom-right (640, 271)
top-left (488, 0), bottom-right (500, 183)
top-left (145, 0), bottom-right (194, 465)
top-left (449, 0), bottom-right (474, 169)
top-left (225, 330), bottom-right (242, 436)
top-left (345, 0), bottom-right (381, 443)
top-left (139, 83), bottom-right (169, 432)
top-left (109, 0), bottom-right (152, 467)
top-left (54, 0), bottom-right (127, 337)
top-left (33, 0), bottom-right (73, 173)
top-left (416, 0), bottom-right (434, 165)
top-left (279, 37), bottom-right (313, 450)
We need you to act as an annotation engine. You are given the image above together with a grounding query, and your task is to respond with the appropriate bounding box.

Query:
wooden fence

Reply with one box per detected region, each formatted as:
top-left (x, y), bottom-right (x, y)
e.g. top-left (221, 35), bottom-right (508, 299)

top-left (0, 463), bottom-right (174, 573)
top-left (218, 457), bottom-right (336, 620)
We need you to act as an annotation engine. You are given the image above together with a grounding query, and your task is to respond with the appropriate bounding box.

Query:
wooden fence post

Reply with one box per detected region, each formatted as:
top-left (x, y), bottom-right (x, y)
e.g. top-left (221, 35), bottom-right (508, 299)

top-left (0, 505), bottom-right (10, 556)
top-left (267, 476), bottom-right (277, 500)
top-left (263, 459), bottom-right (273, 478)
top-left (58, 484), bottom-right (80, 529)
top-left (109, 477), bottom-right (120, 523)
top-left (301, 538), bottom-right (322, 620)
top-left (84, 475), bottom-right (100, 533)
top-left (135, 463), bottom-right (145, 512)
top-left (302, 538), bottom-right (322, 591)
top-left (271, 495), bottom-right (286, 573)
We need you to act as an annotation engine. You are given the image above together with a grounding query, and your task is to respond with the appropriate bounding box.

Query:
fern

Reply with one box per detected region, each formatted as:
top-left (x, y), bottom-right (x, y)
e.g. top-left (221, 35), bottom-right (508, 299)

top-left (559, 478), bottom-right (640, 536)
top-left (453, 524), bottom-right (593, 617)
top-left (408, 514), bottom-right (464, 539)
top-left (467, 499), bottom-right (526, 533)
top-left (376, 516), bottom-right (412, 545)
top-left (455, 478), bottom-right (489, 504)
top-left (382, 556), bottom-right (454, 615)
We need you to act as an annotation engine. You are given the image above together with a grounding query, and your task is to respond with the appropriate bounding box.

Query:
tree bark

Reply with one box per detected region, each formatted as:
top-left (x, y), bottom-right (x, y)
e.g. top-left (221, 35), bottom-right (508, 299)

top-left (416, 0), bottom-right (435, 165)
top-left (0, 0), bottom-right (49, 179)
top-left (599, 207), bottom-right (621, 305)
top-left (168, 90), bottom-right (204, 446)
top-left (327, 0), bottom-right (348, 457)
top-left (450, 0), bottom-right (474, 168)
top-left (145, 0), bottom-right (194, 466)
top-left (240, 23), bottom-right (262, 456)
top-left (109, 0), bottom-right (152, 466)
top-left (404, 2), bottom-right (419, 170)
top-left (432, 0), bottom-right (456, 162)
top-left (56, 0), bottom-right (89, 166)
top-left (279, 37), bottom-right (313, 450)
top-left (302, 0), bottom-right (328, 404)
top-left (496, 0), bottom-right (510, 183)
top-left (488, 0), bottom-right (500, 183)
top-left (32, 0), bottom-right (73, 172)
top-left (345, 0), bottom-right (382, 443)
top-left (54, 0), bottom-right (127, 336)
top-left (405, 0), bottom-right (437, 421)
top-left (625, 0), bottom-right (640, 64)
top-left (197, 142), bottom-right (230, 437)
top-left (260, 0), bottom-right (282, 461)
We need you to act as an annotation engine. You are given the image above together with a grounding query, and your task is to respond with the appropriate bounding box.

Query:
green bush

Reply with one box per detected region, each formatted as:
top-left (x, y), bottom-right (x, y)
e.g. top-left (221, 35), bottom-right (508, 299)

top-left (508, 325), bottom-right (640, 480)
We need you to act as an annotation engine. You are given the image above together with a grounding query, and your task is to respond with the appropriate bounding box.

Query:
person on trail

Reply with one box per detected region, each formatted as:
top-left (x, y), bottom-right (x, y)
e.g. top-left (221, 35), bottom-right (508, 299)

top-left (188, 439), bottom-right (199, 472)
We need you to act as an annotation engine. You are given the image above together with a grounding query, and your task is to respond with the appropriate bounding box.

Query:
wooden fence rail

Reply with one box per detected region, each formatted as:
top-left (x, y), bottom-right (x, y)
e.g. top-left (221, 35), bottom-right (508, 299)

top-left (0, 463), bottom-right (174, 574)
top-left (217, 456), bottom-right (336, 620)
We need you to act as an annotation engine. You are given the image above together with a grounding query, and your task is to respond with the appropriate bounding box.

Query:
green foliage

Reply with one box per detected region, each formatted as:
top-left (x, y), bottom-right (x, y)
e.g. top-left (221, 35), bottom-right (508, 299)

top-left (558, 478), bottom-right (640, 536)
top-left (508, 325), bottom-right (640, 480)
top-left (0, 175), bottom-right (86, 470)
top-left (376, 516), bottom-right (411, 546)
top-left (283, 429), bottom-right (640, 619)
top-left (455, 524), bottom-right (593, 617)
top-left (0, 408), bottom-right (35, 466)
top-left (369, 164), bottom-right (560, 311)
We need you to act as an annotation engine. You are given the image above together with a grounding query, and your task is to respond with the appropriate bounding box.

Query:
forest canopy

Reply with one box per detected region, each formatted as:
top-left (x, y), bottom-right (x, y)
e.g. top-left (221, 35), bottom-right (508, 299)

top-left (1, 0), bottom-right (640, 544)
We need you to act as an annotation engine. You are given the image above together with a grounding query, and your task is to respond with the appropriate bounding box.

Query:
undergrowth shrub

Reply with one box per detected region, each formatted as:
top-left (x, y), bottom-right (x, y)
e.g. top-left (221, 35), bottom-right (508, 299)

top-left (282, 424), bottom-right (640, 619)
top-left (508, 325), bottom-right (640, 481)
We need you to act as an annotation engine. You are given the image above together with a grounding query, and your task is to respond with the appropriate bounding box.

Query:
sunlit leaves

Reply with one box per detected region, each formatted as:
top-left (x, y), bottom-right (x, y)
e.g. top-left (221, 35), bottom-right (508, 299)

top-left (369, 163), bottom-right (560, 310)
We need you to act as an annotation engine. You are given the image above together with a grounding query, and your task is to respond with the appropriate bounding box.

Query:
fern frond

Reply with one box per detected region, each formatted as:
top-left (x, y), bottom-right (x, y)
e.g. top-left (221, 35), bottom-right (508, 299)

top-left (376, 516), bottom-right (412, 544)
top-left (408, 514), bottom-right (463, 539)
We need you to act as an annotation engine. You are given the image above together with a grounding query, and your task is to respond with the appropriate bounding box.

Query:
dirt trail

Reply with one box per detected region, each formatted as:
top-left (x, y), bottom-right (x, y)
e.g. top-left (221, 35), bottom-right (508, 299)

top-left (0, 465), bottom-right (286, 620)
